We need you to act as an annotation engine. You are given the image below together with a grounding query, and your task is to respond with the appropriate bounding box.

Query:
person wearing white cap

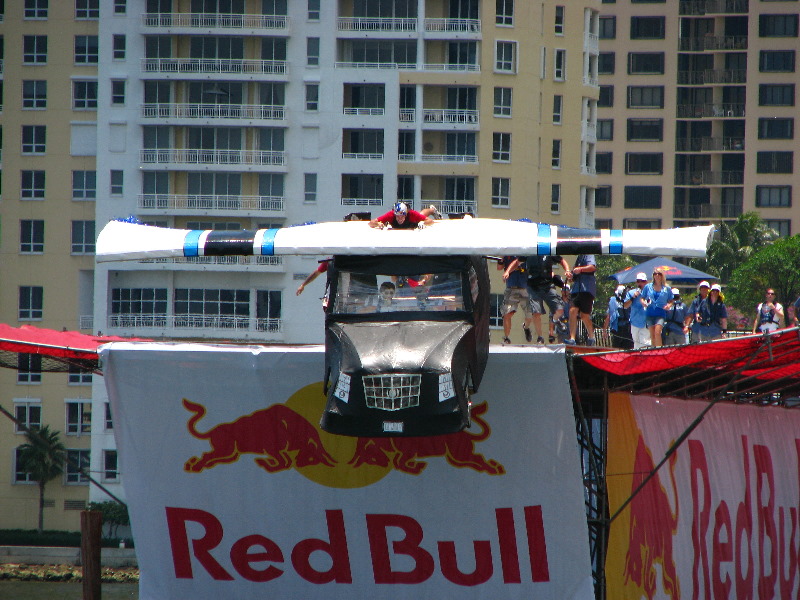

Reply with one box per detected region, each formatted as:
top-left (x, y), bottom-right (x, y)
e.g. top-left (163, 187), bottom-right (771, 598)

top-left (694, 283), bottom-right (728, 341)
top-left (685, 281), bottom-right (711, 343)
top-left (640, 268), bottom-right (674, 348)
top-left (752, 288), bottom-right (784, 334)
top-left (623, 272), bottom-right (651, 349)
top-left (663, 288), bottom-right (688, 345)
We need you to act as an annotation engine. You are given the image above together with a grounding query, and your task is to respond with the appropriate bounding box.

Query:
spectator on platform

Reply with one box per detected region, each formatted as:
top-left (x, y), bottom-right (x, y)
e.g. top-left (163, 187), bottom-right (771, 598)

top-left (789, 295), bottom-right (800, 327)
top-left (641, 269), bottom-right (673, 348)
top-left (526, 254), bottom-right (571, 344)
top-left (752, 288), bottom-right (784, 334)
top-left (663, 288), bottom-right (688, 346)
top-left (564, 254), bottom-right (597, 346)
top-left (604, 285), bottom-right (633, 349)
top-left (498, 256), bottom-right (534, 345)
top-left (694, 283), bottom-right (728, 342)
top-left (685, 281), bottom-right (710, 343)
top-left (624, 273), bottom-right (651, 349)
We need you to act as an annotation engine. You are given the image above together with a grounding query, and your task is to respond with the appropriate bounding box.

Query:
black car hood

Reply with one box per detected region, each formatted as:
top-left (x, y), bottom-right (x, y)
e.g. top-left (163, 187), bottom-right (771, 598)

top-left (331, 321), bottom-right (472, 373)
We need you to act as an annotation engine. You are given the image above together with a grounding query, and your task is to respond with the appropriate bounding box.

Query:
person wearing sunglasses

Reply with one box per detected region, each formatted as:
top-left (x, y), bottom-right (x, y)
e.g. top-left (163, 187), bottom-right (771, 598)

top-left (640, 269), bottom-right (673, 348)
top-left (752, 288), bottom-right (784, 334)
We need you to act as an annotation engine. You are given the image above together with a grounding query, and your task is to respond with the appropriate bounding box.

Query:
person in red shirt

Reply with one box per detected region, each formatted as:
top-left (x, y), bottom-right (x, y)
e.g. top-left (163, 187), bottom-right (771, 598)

top-left (369, 202), bottom-right (436, 229)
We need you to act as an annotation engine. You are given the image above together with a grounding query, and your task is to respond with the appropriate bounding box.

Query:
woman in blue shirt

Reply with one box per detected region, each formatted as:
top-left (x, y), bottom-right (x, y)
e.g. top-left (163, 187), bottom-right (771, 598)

top-left (641, 269), bottom-right (673, 347)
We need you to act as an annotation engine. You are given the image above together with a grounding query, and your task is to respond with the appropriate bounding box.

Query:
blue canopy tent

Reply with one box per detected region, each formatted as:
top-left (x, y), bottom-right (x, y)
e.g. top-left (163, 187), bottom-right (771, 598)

top-left (610, 257), bottom-right (718, 284)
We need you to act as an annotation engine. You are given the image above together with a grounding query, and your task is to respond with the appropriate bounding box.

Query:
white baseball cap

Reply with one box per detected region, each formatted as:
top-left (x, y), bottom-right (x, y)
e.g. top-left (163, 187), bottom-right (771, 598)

top-left (698, 280), bottom-right (710, 288)
top-left (616, 285), bottom-right (626, 295)
top-left (636, 272), bottom-right (647, 281)
top-left (671, 288), bottom-right (680, 295)
top-left (711, 283), bottom-right (722, 292)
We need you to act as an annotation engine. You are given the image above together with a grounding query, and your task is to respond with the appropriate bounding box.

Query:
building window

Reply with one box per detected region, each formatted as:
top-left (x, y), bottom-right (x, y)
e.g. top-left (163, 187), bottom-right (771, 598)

top-left (305, 84), bottom-right (319, 111)
top-left (494, 87), bottom-right (512, 117)
top-left (595, 218), bottom-right (613, 229)
top-left (114, 0), bottom-right (126, 14)
top-left (551, 139), bottom-right (562, 168)
top-left (626, 153), bottom-right (663, 174)
top-left (75, 0), bottom-right (99, 19)
top-left (105, 403), bottom-right (114, 430)
top-left (599, 16), bottom-right (616, 39)
top-left (759, 14), bottom-right (799, 37)
top-left (75, 35), bottom-right (99, 64)
top-left (598, 86), bottom-right (614, 108)
top-left (111, 288), bottom-right (168, 324)
top-left (19, 286), bottom-right (43, 320)
top-left (21, 125), bottom-right (46, 154)
top-left (103, 450), bottom-right (119, 482)
top-left (756, 185), bottom-right (791, 208)
top-left (73, 81), bottom-right (98, 109)
top-left (598, 52), bottom-right (615, 75)
top-left (489, 294), bottom-right (503, 328)
top-left (756, 151), bottom-right (793, 174)
top-left (21, 170), bottom-right (45, 200)
top-left (15, 448), bottom-right (35, 483)
top-left (491, 177), bottom-right (510, 208)
top-left (307, 37), bottom-right (320, 66)
top-left (765, 220), bottom-right (791, 237)
top-left (597, 119), bottom-right (614, 140)
top-left (22, 81), bottom-right (47, 109)
top-left (546, 97), bottom-right (562, 128)
top-left (68, 363), bottom-right (92, 385)
top-left (113, 34), bottom-right (126, 60)
top-left (14, 401), bottom-right (42, 433)
top-left (17, 354), bottom-right (43, 384)
top-left (72, 170), bottom-right (96, 200)
top-left (554, 6), bottom-right (564, 34)
top-left (595, 186), bottom-right (612, 208)
top-left (758, 118), bottom-right (794, 139)
top-left (554, 49), bottom-right (566, 81)
top-left (628, 86), bottom-right (664, 108)
top-left (66, 449), bottom-right (90, 484)
top-left (24, 0), bottom-right (48, 19)
top-left (71, 221), bottom-right (95, 254)
top-left (174, 289), bottom-right (250, 325)
top-left (551, 184), bottom-right (561, 213)
top-left (23, 35), bottom-right (48, 64)
top-left (760, 50), bottom-right (795, 73)
top-left (623, 218), bottom-right (661, 229)
top-left (493, 133), bottom-right (511, 162)
top-left (110, 170), bottom-right (124, 195)
top-left (111, 80), bottom-right (126, 105)
top-left (596, 152), bottom-right (613, 174)
top-left (628, 52), bottom-right (665, 74)
top-left (627, 119), bottom-right (663, 141)
top-left (304, 173), bottom-right (318, 202)
top-left (66, 401), bottom-right (92, 435)
top-left (495, 41), bottom-right (517, 73)
top-left (308, 0), bottom-right (320, 20)
top-left (20, 220), bottom-right (44, 254)
top-left (759, 84), bottom-right (795, 106)
top-left (496, 0), bottom-right (514, 26)
top-left (630, 16), bottom-right (665, 40)
top-left (624, 186), bottom-right (662, 209)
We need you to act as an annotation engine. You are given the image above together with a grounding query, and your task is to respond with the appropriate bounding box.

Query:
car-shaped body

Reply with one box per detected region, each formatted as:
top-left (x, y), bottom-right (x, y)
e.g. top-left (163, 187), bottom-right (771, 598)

top-left (320, 254), bottom-right (490, 437)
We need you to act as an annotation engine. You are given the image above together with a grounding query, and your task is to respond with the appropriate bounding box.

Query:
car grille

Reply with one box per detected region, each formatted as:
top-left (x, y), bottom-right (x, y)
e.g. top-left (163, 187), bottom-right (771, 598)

top-left (363, 374), bottom-right (421, 410)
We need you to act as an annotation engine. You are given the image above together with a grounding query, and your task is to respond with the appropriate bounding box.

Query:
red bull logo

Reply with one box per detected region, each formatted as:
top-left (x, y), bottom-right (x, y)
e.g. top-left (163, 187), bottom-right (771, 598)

top-left (182, 383), bottom-right (503, 488)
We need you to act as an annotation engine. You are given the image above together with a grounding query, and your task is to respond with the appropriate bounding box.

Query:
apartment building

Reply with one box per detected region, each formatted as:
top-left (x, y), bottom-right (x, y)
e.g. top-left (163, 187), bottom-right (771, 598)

top-left (0, 0), bottom-right (599, 525)
top-left (595, 0), bottom-right (800, 236)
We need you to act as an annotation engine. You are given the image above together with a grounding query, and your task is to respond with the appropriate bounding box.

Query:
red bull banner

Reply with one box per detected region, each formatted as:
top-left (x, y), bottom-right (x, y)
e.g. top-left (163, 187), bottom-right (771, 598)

top-left (101, 344), bottom-right (593, 600)
top-left (607, 392), bottom-right (800, 599)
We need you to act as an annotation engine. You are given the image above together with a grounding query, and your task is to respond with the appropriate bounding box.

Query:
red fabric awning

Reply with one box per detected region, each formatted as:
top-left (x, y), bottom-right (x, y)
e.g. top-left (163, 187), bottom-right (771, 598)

top-left (0, 324), bottom-right (141, 361)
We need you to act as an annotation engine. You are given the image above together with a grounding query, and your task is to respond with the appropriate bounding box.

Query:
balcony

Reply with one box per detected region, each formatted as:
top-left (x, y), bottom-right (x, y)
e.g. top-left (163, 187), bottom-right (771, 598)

top-left (140, 149), bottom-right (285, 166)
top-left (677, 35), bottom-right (748, 52)
top-left (142, 58), bottom-right (286, 75)
top-left (679, 0), bottom-right (749, 16)
top-left (422, 109), bottom-right (479, 125)
top-left (335, 61), bottom-right (415, 70)
top-left (583, 75), bottom-right (599, 87)
top-left (141, 103), bottom-right (285, 120)
top-left (426, 199), bottom-right (477, 215)
top-left (138, 194), bottom-right (285, 213)
top-left (401, 154), bottom-right (478, 163)
top-left (584, 32), bottom-right (599, 55)
top-left (675, 137), bottom-right (744, 152)
top-left (423, 18), bottom-right (481, 33)
top-left (79, 315), bottom-right (94, 331)
top-left (342, 153), bottom-right (384, 160)
top-left (343, 107), bottom-right (384, 116)
top-left (141, 12), bottom-right (288, 30)
top-left (399, 109), bottom-right (415, 122)
top-left (674, 171), bottom-right (744, 185)
top-left (108, 314), bottom-right (282, 334)
top-left (422, 62), bottom-right (480, 72)
top-left (677, 69), bottom-right (746, 85)
top-left (673, 203), bottom-right (743, 219)
top-left (341, 197), bottom-right (384, 206)
top-left (336, 17), bottom-right (416, 32)
top-left (676, 103), bottom-right (745, 118)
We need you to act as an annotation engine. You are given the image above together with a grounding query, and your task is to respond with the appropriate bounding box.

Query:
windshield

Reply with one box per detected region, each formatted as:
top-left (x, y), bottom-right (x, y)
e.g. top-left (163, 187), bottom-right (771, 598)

top-left (333, 271), bottom-right (465, 315)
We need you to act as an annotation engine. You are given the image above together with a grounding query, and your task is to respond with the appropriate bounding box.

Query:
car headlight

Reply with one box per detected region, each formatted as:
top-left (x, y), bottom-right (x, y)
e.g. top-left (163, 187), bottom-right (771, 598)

top-left (438, 373), bottom-right (455, 402)
top-left (333, 372), bottom-right (351, 402)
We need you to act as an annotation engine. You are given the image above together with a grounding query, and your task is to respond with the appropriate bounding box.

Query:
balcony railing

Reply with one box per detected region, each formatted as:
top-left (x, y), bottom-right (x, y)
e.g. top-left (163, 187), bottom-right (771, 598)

top-left (343, 107), bottom-right (384, 116)
top-left (424, 18), bottom-right (481, 33)
top-left (679, 0), bottom-right (749, 16)
top-left (677, 69), bottom-right (746, 85)
top-left (426, 199), bottom-right (477, 215)
top-left (420, 154), bottom-right (478, 163)
top-left (675, 137), bottom-right (744, 152)
top-left (141, 103), bottom-right (285, 120)
top-left (673, 203), bottom-right (743, 218)
top-left (142, 58), bottom-right (287, 75)
top-left (79, 315), bottom-right (94, 331)
top-left (422, 109), bottom-right (479, 124)
top-left (399, 109), bottom-right (415, 122)
top-left (342, 152), bottom-right (384, 160)
top-left (676, 103), bottom-right (745, 118)
top-left (337, 17), bottom-right (417, 32)
top-left (675, 170), bottom-right (744, 185)
top-left (109, 314), bottom-right (282, 333)
top-left (140, 149), bottom-right (285, 166)
top-left (341, 197), bottom-right (384, 206)
top-left (583, 75), bottom-right (599, 87)
top-left (335, 61), bottom-right (416, 70)
top-left (677, 35), bottom-right (748, 51)
top-left (138, 194), bottom-right (285, 212)
top-left (141, 12), bottom-right (289, 29)
top-left (422, 63), bottom-right (480, 72)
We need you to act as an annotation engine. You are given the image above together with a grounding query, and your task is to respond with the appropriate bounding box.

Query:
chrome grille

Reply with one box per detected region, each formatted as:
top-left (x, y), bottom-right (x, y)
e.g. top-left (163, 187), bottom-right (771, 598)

top-left (363, 374), bottom-right (421, 410)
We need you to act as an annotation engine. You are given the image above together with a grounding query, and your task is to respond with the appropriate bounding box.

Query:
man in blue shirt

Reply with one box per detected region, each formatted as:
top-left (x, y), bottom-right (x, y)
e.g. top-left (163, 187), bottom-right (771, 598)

top-left (624, 272), bottom-right (651, 349)
top-left (564, 254), bottom-right (596, 346)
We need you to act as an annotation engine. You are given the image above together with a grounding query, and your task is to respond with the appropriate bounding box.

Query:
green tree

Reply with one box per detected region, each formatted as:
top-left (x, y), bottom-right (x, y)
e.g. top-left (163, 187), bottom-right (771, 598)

top-left (17, 425), bottom-right (66, 534)
top-left (691, 212), bottom-right (778, 284)
top-left (726, 235), bottom-right (800, 318)
top-left (87, 500), bottom-right (130, 539)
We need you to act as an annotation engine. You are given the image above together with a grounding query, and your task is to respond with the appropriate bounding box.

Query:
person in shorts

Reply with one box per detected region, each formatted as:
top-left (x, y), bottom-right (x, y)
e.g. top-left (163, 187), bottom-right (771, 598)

top-left (498, 256), bottom-right (534, 345)
top-left (525, 255), bottom-right (571, 343)
top-left (565, 254), bottom-right (596, 346)
top-left (641, 269), bottom-right (673, 348)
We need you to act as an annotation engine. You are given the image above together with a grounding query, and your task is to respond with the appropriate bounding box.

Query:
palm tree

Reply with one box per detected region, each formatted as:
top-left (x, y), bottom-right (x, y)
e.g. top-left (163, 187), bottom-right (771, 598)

top-left (691, 212), bottom-right (778, 284)
top-left (17, 425), bottom-right (66, 534)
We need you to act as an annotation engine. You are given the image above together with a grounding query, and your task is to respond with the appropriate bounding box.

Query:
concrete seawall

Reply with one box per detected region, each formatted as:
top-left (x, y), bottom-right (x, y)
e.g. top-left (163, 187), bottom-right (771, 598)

top-left (0, 546), bottom-right (137, 568)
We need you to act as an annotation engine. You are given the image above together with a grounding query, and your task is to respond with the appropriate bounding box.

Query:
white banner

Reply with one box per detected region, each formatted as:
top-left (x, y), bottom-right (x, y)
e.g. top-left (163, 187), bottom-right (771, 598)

top-left (607, 393), bottom-right (800, 599)
top-left (101, 343), bottom-right (593, 600)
